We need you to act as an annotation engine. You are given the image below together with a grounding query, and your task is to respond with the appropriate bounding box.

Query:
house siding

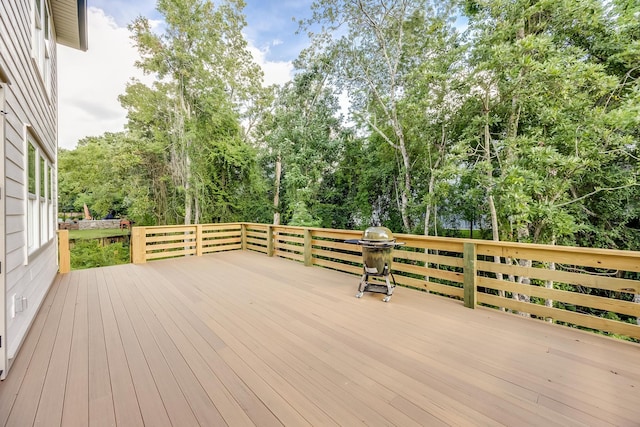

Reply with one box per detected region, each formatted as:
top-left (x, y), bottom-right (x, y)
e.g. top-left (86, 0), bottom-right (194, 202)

top-left (1, 0), bottom-right (60, 371)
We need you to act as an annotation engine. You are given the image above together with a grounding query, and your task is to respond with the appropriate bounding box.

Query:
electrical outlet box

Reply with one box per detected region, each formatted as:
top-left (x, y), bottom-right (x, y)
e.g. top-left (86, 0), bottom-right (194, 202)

top-left (10, 294), bottom-right (26, 318)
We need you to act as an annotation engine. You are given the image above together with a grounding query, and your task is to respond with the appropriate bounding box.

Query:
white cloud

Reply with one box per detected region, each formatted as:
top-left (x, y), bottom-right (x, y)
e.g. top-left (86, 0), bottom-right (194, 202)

top-left (58, 7), bottom-right (149, 149)
top-left (58, 7), bottom-right (295, 150)
top-left (247, 43), bottom-right (294, 87)
top-left (272, 38), bottom-right (284, 46)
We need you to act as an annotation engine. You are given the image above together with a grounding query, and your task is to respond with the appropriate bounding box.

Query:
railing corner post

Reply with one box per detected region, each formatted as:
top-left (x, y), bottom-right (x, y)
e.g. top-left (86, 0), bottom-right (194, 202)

top-left (463, 242), bottom-right (477, 308)
top-left (196, 224), bottom-right (203, 256)
top-left (304, 228), bottom-right (313, 267)
top-left (132, 226), bottom-right (147, 264)
top-left (57, 229), bottom-right (71, 273)
top-left (241, 223), bottom-right (247, 251)
top-left (267, 225), bottom-right (274, 257)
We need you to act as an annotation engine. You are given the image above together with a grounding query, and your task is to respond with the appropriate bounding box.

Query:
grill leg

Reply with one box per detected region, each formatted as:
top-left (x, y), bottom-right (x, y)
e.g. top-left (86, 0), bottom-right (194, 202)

top-left (382, 265), bottom-right (394, 302)
top-left (382, 275), bottom-right (393, 302)
top-left (356, 272), bottom-right (367, 298)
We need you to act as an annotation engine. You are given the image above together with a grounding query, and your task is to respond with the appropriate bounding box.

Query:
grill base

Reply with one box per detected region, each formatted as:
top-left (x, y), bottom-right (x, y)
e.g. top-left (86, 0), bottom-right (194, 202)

top-left (356, 263), bottom-right (397, 302)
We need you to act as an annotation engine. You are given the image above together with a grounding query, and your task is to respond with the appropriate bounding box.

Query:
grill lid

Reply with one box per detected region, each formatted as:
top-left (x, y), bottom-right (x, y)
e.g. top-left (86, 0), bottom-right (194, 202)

top-left (362, 226), bottom-right (394, 242)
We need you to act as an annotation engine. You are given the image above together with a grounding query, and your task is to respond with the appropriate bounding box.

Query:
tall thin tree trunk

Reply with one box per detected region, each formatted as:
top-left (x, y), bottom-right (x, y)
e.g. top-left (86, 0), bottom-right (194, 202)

top-left (194, 195), bottom-right (200, 225)
top-left (399, 141), bottom-right (412, 232)
top-left (273, 154), bottom-right (282, 225)
top-left (184, 158), bottom-right (192, 225)
top-left (546, 262), bottom-right (556, 323)
top-left (513, 258), bottom-right (532, 317)
top-left (483, 90), bottom-right (505, 310)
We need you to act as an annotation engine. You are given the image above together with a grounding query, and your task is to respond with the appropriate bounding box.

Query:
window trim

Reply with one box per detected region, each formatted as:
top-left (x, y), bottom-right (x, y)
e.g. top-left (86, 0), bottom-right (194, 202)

top-left (31, 0), bottom-right (53, 97)
top-left (24, 126), bottom-right (55, 262)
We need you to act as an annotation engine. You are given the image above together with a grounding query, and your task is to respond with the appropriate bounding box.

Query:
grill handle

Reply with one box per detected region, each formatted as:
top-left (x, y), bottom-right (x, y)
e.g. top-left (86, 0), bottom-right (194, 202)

top-left (344, 239), bottom-right (362, 245)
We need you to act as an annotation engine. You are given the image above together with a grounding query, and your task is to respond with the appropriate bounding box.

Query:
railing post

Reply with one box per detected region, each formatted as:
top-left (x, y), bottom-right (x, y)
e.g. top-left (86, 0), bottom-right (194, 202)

top-left (131, 226), bottom-right (147, 264)
top-left (267, 225), bottom-right (274, 257)
top-left (241, 223), bottom-right (247, 251)
top-left (304, 228), bottom-right (313, 267)
top-left (463, 242), bottom-right (477, 308)
top-left (196, 224), bottom-right (203, 256)
top-left (57, 230), bottom-right (71, 273)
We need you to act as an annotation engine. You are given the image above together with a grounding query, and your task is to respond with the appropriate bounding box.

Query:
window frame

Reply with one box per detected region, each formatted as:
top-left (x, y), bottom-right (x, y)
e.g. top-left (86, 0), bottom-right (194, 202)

top-left (25, 129), bottom-right (55, 259)
top-left (31, 0), bottom-right (53, 96)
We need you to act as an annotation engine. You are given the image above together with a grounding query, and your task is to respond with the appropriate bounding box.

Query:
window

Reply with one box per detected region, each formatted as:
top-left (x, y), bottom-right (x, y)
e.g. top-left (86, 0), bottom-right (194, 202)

top-left (26, 134), bottom-right (54, 254)
top-left (27, 144), bottom-right (37, 249)
top-left (32, 0), bottom-right (52, 94)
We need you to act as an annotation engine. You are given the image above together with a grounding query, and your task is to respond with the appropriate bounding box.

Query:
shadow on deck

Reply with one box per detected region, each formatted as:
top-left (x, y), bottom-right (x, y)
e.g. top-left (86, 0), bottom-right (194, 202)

top-left (1, 251), bottom-right (639, 426)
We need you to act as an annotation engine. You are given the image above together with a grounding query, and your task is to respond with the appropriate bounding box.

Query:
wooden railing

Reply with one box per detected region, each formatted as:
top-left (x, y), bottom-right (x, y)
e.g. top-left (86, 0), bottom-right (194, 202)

top-left (102, 223), bottom-right (640, 339)
top-left (130, 223), bottom-right (244, 263)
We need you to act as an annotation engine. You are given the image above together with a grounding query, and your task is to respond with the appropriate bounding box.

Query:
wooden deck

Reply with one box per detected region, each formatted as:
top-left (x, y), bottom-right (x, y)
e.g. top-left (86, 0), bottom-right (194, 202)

top-left (1, 251), bottom-right (639, 426)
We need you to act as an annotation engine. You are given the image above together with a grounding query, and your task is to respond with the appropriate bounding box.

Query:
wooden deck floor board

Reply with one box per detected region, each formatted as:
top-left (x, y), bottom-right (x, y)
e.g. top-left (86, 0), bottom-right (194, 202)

top-left (4, 272), bottom-right (72, 427)
top-left (128, 264), bottom-right (258, 426)
top-left (173, 257), bottom-right (506, 426)
top-left (1, 250), bottom-right (639, 426)
top-left (96, 267), bottom-right (144, 427)
top-left (33, 263), bottom-right (80, 426)
top-left (112, 266), bottom-right (201, 427)
top-left (122, 268), bottom-right (230, 427)
top-left (86, 268), bottom-right (116, 427)
top-left (141, 263), bottom-right (339, 426)
top-left (206, 257), bottom-right (549, 424)
top-left (216, 256), bottom-right (632, 426)
top-left (171, 263), bottom-right (423, 427)
top-left (0, 273), bottom-right (65, 426)
top-left (140, 261), bottom-right (308, 426)
top-left (61, 268), bottom-right (90, 427)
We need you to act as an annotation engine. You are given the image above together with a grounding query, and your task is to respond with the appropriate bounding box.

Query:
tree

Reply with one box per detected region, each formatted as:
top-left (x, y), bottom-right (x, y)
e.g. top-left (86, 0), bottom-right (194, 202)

top-left (300, 0), bottom-right (459, 232)
top-left (126, 0), bottom-right (265, 225)
top-left (58, 133), bottom-right (137, 219)
top-left (461, 0), bottom-right (638, 245)
top-left (257, 66), bottom-right (344, 226)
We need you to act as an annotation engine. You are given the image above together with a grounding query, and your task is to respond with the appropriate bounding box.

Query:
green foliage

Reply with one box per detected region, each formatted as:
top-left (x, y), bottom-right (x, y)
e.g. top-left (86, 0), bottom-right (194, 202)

top-left (288, 201), bottom-right (322, 227)
top-left (122, 0), bottom-right (268, 225)
top-left (69, 229), bottom-right (130, 240)
top-left (58, 0), bottom-right (639, 253)
top-left (70, 240), bottom-right (130, 270)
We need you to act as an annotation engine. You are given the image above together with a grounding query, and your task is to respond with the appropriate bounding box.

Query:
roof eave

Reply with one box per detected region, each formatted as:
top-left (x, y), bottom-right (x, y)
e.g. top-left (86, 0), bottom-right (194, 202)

top-left (51, 0), bottom-right (88, 52)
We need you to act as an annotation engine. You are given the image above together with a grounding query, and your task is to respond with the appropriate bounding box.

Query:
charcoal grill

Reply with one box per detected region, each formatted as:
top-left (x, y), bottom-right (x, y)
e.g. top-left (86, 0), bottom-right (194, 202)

top-left (346, 226), bottom-right (403, 302)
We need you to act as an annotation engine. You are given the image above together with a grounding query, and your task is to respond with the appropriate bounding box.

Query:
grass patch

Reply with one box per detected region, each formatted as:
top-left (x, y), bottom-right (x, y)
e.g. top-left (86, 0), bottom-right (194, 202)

top-left (69, 228), bottom-right (130, 240)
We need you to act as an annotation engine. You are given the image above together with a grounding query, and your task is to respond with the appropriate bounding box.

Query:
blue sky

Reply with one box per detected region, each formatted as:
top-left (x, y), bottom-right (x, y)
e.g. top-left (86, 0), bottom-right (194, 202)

top-left (58, 1), bottom-right (313, 149)
top-left (87, 0), bottom-right (312, 60)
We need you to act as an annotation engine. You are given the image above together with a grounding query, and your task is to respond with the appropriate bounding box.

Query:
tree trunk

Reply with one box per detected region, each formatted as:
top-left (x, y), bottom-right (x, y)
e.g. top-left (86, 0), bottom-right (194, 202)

top-left (513, 258), bottom-right (532, 317)
top-left (273, 154), bottom-right (282, 225)
top-left (194, 195), bottom-right (200, 225)
top-left (184, 161), bottom-right (192, 225)
top-left (399, 140), bottom-right (412, 232)
top-left (546, 261), bottom-right (556, 323)
top-left (483, 90), bottom-right (505, 310)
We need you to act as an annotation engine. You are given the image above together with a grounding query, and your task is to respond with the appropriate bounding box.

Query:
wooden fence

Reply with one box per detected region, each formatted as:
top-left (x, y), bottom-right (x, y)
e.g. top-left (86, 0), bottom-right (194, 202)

top-left (60, 223), bottom-right (640, 339)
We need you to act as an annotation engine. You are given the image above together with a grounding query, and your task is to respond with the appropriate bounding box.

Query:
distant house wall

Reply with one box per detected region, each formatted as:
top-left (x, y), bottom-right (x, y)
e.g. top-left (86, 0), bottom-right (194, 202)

top-left (0, 0), bottom-right (60, 375)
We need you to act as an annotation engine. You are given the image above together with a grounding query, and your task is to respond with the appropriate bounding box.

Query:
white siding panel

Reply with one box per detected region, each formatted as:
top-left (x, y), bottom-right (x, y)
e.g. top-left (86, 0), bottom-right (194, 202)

top-left (4, 178), bottom-right (23, 200)
top-left (4, 135), bottom-right (24, 164)
top-left (5, 232), bottom-right (24, 255)
top-left (6, 244), bottom-right (57, 360)
top-left (2, 0), bottom-right (62, 373)
top-left (4, 158), bottom-right (23, 184)
top-left (5, 215), bottom-right (24, 235)
top-left (5, 197), bottom-right (24, 216)
top-left (5, 245), bottom-right (25, 277)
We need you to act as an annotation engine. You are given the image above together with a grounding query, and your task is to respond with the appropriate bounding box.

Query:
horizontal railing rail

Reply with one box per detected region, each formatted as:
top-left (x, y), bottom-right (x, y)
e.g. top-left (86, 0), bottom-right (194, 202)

top-left (120, 222), bottom-right (640, 340)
